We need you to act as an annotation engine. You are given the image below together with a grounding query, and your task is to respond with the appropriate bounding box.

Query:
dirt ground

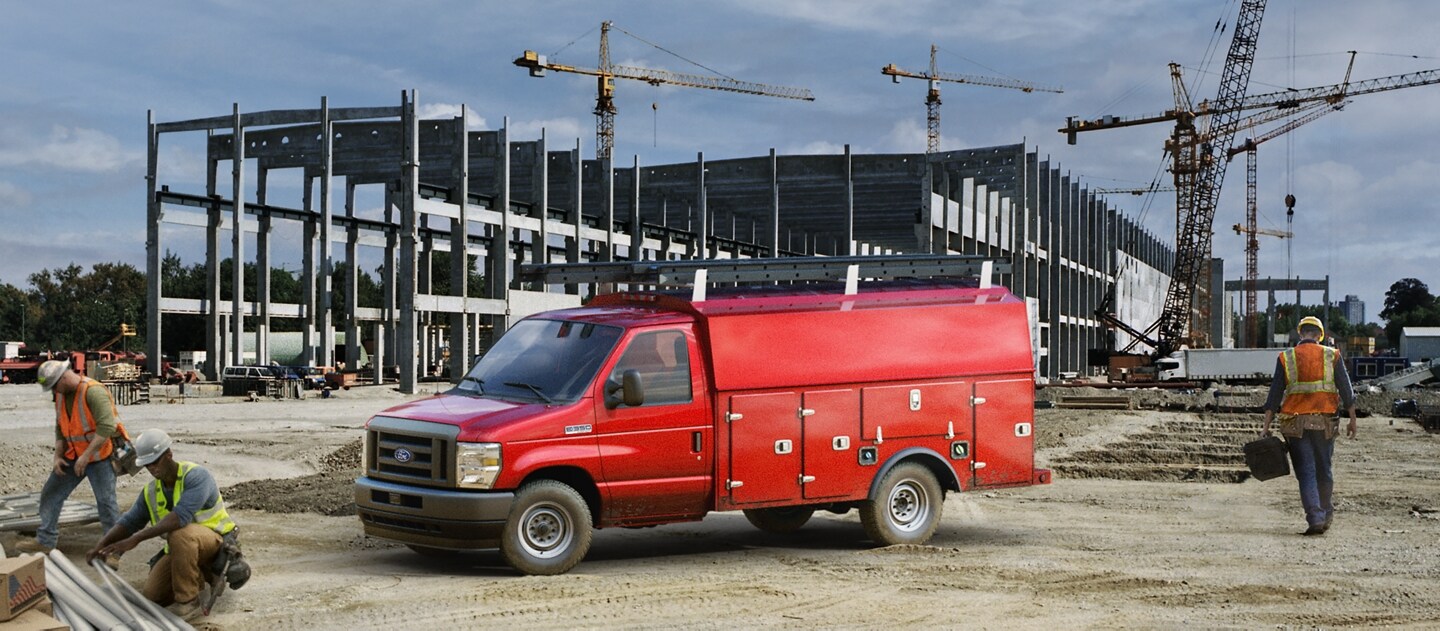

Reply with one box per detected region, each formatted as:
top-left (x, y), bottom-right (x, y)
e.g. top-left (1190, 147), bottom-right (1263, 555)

top-left (2, 383), bottom-right (1438, 629)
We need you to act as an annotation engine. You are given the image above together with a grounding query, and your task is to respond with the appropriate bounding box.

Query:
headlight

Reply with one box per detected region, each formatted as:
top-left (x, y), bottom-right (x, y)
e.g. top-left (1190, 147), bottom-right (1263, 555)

top-left (455, 442), bottom-right (502, 489)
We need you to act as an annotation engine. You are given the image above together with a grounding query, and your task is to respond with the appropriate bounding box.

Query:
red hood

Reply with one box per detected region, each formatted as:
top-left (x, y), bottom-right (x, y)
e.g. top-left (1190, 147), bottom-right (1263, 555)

top-left (372, 392), bottom-right (589, 442)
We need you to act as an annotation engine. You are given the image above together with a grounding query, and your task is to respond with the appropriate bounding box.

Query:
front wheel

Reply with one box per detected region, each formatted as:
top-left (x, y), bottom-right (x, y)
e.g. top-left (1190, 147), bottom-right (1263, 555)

top-left (743, 506), bottom-right (815, 534)
top-left (859, 462), bottom-right (943, 546)
top-left (500, 480), bottom-right (593, 575)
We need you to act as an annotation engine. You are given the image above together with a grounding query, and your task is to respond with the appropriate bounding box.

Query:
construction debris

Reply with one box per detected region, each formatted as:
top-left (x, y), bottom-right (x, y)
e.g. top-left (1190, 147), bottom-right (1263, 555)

top-left (38, 549), bottom-right (194, 630)
top-left (1056, 396), bottom-right (1133, 410)
top-left (0, 493), bottom-right (99, 532)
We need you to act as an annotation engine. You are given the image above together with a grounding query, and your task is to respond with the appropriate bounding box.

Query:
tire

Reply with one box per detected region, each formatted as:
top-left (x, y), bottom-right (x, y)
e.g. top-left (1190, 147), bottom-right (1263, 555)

top-left (500, 480), bottom-right (593, 575)
top-left (743, 506), bottom-right (815, 534)
top-left (859, 462), bottom-right (943, 546)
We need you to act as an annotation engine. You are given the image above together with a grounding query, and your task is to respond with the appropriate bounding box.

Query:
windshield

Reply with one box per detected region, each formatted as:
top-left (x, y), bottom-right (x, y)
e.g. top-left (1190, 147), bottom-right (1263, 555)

top-left (454, 319), bottom-right (623, 404)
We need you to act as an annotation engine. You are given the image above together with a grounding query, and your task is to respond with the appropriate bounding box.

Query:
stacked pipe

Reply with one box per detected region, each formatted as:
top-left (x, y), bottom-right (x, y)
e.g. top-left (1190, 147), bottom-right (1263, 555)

top-left (34, 549), bottom-right (193, 630)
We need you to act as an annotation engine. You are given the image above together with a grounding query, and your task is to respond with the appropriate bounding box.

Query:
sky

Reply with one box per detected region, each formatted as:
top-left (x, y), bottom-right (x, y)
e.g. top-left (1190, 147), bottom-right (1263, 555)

top-left (2, 0), bottom-right (1438, 325)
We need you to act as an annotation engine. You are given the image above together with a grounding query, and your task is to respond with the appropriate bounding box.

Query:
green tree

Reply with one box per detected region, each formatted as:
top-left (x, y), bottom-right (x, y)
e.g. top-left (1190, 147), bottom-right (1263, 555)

top-left (0, 282), bottom-right (35, 341)
top-left (27, 263), bottom-right (146, 351)
top-left (1380, 278), bottom-right (1435, 320)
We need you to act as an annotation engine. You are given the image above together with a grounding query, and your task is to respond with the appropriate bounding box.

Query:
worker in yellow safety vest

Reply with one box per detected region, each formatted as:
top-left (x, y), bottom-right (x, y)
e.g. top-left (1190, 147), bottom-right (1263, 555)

top-left (88, 429), bottom-right (248, 621)
top-left (1262, 316), bottom-right (1359, 535)
top-left (15, 360), bottom-right (128, 555)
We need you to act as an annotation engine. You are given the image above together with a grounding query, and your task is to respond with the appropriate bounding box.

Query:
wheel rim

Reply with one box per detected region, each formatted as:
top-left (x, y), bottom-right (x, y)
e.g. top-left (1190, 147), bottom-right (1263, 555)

top-left (517, 501), bottom-right (573, 559)
top-left (886, 479), bottom-right (931, 533)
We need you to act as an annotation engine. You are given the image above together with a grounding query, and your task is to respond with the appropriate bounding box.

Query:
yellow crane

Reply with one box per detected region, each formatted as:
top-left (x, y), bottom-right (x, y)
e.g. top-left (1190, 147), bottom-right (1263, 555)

top-left (516, 21), bottom-right (814, 160)
top-left (882, 45), bottom-right (1061, 154)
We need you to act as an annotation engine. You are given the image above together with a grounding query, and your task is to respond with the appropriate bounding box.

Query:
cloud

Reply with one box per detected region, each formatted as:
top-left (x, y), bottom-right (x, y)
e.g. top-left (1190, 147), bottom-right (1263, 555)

top-left (415, 103), bottom-right (488, 130)
top-left (0, 124), bottom-right (138, 173)
top-left (507, 117), bottom-right (588, 144)
top-left (0, 181), bottom-right (32, 208)
top-left (785, 140), bottom-right (849, 155)
top-left (877, 118), bottom-right (929, 153)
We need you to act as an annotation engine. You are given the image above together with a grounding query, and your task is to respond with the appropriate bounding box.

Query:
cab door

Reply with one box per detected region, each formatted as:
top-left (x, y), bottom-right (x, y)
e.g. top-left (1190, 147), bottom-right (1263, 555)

top-left (595, 327), bottom-right (712, 521)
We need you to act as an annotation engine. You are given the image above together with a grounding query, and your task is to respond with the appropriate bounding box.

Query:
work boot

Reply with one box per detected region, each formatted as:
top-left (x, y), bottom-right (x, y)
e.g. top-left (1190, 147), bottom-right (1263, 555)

top-left (1302, 524), bottom-right (1325, 536)
top-left (12, 539), bottom-right (53, 554)
top-left (167, 599), bottom-right (204, 622)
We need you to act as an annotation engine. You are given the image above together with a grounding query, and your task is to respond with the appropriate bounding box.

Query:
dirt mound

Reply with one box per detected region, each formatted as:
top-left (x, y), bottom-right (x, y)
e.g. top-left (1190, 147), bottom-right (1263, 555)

top-left (224, 440), bottom-right (361, 517)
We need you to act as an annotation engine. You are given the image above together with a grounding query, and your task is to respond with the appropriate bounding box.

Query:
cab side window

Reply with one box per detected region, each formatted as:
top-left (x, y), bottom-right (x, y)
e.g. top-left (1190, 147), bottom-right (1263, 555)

top-left (610, 330), bottom-right (691, 406)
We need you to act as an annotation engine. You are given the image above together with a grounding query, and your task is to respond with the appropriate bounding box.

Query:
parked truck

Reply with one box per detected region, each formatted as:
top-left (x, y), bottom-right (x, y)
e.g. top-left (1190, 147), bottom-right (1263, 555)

top-left (355, 256), bottom-right (1049, 575)
top-left (1154, 348), bottom-right (1279, 385)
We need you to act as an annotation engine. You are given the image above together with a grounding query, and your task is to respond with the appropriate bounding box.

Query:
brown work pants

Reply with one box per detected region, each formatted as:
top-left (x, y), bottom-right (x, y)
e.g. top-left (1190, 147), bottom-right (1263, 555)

top-left (142, 524), bottom-right (222, 605)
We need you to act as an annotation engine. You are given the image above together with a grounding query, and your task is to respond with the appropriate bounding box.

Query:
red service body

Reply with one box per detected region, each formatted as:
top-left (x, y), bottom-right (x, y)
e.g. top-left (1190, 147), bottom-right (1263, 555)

top-left (355, 278), bottom-right (1049, 574)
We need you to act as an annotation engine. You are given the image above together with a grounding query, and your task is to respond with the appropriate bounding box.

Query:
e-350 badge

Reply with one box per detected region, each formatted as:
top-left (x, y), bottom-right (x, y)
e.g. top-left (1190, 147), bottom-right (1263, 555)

top-left (564, 424), bottom-right (593, 435)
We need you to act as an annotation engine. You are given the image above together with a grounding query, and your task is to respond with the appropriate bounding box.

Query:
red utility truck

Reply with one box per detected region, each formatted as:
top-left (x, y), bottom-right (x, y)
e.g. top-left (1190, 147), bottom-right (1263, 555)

top-left (356, 256), bottom-right (1049, 575)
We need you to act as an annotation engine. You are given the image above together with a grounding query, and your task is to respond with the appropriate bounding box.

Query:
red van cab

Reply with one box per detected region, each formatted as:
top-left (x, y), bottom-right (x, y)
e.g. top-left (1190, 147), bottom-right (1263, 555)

top-left (355, 256), bottom-right (1048, 574)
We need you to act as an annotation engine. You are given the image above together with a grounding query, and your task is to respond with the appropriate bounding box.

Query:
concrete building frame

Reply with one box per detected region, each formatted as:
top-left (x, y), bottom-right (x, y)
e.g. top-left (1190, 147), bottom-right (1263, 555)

top-left (145, 94), bottom-right (1174, 392)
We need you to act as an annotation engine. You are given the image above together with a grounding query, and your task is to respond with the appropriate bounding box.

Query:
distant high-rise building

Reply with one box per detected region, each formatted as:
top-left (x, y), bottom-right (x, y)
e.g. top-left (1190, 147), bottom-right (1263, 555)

top-left (1339, 294), bottom-right (1365, 325)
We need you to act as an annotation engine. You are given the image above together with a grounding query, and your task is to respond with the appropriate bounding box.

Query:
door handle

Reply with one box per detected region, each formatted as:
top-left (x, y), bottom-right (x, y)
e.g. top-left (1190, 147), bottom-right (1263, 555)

top-left (692, 431), bottom-right (703, 453)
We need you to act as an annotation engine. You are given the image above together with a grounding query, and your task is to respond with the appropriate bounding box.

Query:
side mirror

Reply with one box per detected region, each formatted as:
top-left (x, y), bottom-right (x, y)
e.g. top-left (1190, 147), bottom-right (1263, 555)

top-left (604, 369), bottom-right (645, 409)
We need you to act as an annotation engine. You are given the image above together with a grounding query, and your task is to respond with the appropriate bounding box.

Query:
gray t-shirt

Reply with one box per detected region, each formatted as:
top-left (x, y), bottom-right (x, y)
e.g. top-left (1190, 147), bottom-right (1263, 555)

top-left (118, 464), bottom-right (221, 532)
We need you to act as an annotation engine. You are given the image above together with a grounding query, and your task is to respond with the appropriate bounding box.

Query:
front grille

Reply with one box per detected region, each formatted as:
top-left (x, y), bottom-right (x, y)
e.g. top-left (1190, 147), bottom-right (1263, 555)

top-left (365, 417), bottom-right (458, 489)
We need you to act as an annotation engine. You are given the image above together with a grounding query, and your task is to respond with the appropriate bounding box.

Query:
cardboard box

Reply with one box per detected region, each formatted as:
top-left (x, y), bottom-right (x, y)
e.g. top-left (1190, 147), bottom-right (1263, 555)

top-left (4, 607), bottom-right (68, 631)
top-left (1, 555), bottom-right (47, 622)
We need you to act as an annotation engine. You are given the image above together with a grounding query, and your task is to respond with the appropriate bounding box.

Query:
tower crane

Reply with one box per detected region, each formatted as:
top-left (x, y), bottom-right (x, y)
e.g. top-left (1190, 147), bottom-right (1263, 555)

top-left (516, 21), bottom-right (814, 160)
top-left (882, 45), bottom-right (1061, 154)
top-left (1064, 3), bottom-right (1440, 355)
top-left (1226, 100), bottom-right (1348, 347)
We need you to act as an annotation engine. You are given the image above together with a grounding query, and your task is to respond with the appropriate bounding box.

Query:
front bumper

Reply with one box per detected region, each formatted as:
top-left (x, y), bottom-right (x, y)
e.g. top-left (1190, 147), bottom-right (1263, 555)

top-left (354, 476), bottom-right (515, 550)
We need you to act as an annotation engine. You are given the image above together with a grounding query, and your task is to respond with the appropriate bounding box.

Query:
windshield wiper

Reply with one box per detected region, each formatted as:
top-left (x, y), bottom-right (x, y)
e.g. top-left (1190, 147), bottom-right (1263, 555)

top-left (460, 376), bottom-right (485, 394)
top-left (503, 381), bottom-right (553, 404)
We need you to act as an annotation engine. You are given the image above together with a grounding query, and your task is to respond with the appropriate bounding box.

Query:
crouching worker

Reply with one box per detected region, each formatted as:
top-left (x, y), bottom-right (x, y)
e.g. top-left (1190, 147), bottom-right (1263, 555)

top-left (86, 429), bottom-right (250, 620)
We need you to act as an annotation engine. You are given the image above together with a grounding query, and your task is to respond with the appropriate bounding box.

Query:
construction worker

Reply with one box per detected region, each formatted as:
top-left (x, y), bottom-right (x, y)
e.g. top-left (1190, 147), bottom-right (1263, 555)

top-left (1262, 316), bottom-right (1359, 535)
top-left (87, 429), bottom-right (245, 621)
top-left (16, 360), bottom-right (124, 554)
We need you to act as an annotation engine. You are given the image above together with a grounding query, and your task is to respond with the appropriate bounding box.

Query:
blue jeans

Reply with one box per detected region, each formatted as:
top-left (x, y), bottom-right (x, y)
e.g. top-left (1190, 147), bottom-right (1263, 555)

top-left (37, 456), bottom-right (121, 548)
top-left (1285, 429), bottom-right (1335, 528)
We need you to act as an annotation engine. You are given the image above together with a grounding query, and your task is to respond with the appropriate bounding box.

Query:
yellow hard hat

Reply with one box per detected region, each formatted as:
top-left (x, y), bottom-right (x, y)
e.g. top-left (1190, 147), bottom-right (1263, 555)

top-left (1297, 316), bottom-right (1325, 337)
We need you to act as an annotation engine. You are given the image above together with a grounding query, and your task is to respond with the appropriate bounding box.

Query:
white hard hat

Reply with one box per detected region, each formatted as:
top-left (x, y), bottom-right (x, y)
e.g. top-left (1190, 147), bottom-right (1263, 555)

top-left (37, 361), bottom-right (70, 392)
top-left (133, 429), bottom-right (173, 466)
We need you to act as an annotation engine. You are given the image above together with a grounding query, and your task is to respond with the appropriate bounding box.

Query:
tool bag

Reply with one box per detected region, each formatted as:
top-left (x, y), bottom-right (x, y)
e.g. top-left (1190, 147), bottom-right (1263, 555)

top-left (1242, 435), bottom-right (1290, 481)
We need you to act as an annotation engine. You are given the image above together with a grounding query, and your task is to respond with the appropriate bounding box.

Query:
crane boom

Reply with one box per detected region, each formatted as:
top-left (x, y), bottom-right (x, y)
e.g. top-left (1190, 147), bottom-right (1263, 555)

top-left (516, 21), bottom-right (814, 160)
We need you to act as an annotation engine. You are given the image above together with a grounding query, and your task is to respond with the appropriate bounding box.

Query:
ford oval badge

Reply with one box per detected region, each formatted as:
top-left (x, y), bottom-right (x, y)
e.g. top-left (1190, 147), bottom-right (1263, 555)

top-left (394, 448), bottom-right (414, 463)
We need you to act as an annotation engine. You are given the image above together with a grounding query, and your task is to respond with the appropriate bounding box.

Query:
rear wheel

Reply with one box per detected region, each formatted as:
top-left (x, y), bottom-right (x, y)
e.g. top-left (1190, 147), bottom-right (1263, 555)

top-left (500, 480), bottom-right (593, 575)
top-left (743, 506), bottom-right (815, 534)
top-left (860, 462), bottom-right (943, 546)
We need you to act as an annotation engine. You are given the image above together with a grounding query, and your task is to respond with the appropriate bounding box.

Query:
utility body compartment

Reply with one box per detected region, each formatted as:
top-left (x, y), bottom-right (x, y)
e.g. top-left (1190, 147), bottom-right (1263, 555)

top-left (355, 256), bottom-right (1048, 575)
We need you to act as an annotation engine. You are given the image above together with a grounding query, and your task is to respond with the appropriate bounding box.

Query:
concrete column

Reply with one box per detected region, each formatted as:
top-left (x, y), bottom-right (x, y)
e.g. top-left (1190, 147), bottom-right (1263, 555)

top-left (383, 184), bottom-right (397, 369)
top-left (769, 149), bottom-right (780, 257)
top-left (941, 169), bottom-right (952, 254)
top-left (1266, 285), bottom-right (1277, 346)
top-left (229, 103), bottom-right (245, 366)
top-left (565, 139), bottom-right (582, 294)
top-left (319, 97), bottom-right (335, 368)
top-left (630, 154), bottom-right (642, 261)
top-left (491, 119), bottom-right (512, 328)
top-left (345, 179), bottom-right (360, 368)
top-left (256, 166), bottom-right (271, 366)
top-left (206, 158), bottom-right (223, 379)
top-left (451, 109), bottom-right (472, 381)
top-left (696, 151), bottom-right (707, 259)
top-left (844, 145), bottom-right (855, 256)
top-left (533, 129), bottom-right (550, 266)
top-left (601, 154), bottom-right (614, 262)
top-left (144, 112), bottom-right (163, 377)
top-left (372, 323), bottom-right (385, 385)
top-left (397, 90), bottom-right (420, 394)
top-left (301, 177), bottom-right (316, 366)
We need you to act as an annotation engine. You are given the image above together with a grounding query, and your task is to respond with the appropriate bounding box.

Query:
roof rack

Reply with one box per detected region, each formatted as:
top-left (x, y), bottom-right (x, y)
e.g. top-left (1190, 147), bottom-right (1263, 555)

top-left (517, 255), bottom-right (1010, 302)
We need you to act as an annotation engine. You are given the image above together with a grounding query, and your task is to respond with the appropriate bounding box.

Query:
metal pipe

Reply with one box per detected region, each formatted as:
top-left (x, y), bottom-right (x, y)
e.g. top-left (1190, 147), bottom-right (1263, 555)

top-left (93, 557), bottom-right (189, 631)
top-left (47, 550), bottom-right (141, 629)
top-left (43, 561), bottom-right (124, 629)
top-left (87, 558), bottom-right (152, 630)
top-left (50, 596), bottom-right (97, 631)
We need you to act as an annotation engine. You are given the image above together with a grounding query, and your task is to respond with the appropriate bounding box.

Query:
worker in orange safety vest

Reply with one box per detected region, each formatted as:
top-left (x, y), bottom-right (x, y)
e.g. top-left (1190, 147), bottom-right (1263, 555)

top-left (1262, 316), bottom-right (1358, 535)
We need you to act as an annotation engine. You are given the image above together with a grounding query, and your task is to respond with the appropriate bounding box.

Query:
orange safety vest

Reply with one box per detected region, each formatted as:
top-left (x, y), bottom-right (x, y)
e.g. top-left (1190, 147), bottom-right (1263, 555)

top-left (56, 378), bottom-right (125, 461)
top-left (1278, 343), bottom-right (1341, 416)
